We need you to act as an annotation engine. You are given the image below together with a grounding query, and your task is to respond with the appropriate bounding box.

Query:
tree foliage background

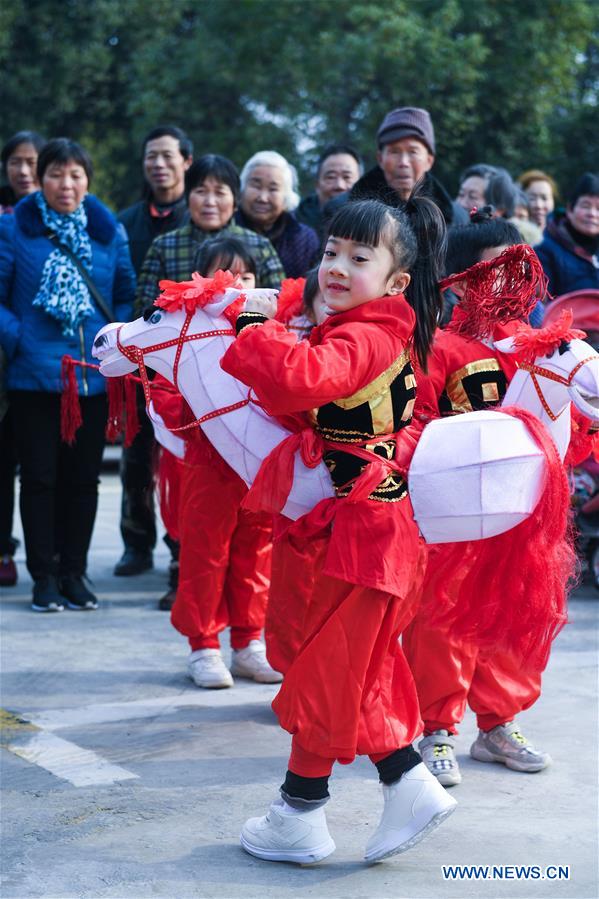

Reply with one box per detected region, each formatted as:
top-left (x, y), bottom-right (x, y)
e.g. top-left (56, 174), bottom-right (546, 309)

top-left (1, 0), bottom-right (597, 210)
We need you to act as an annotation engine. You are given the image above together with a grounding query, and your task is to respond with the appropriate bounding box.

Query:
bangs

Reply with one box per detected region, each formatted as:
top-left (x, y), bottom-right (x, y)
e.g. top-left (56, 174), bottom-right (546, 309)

top-left (326, 200), bottom-right (392, 248)
top-left (211, 250), bottom-right (241, 272)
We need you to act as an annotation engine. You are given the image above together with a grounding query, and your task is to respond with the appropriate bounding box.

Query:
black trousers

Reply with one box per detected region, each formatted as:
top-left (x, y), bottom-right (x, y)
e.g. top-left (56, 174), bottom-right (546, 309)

top-left (119, 385), bottom-right (156, 553)
top-left (10, 390), bottom-right (107, 580)
top-left (0, 407), bottom-right (18, 556)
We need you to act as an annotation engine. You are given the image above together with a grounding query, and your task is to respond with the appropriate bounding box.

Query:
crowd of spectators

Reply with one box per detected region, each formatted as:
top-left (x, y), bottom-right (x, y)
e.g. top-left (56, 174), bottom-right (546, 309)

top-left (0, 108), bottom-right (598, 609)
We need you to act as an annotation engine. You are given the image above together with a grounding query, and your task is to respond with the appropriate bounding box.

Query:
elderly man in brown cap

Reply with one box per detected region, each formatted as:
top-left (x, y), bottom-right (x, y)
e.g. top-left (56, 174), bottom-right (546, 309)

top-left (326, 106), bottom-right (467, 228)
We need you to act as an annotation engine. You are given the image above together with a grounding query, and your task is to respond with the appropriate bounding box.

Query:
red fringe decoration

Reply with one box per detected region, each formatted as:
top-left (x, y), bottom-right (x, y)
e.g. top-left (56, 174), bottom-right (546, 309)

top-left (511, 309), bottom-right (586, 363)
top-left (421, 405), bottom-right (576, 671)
top-left (564, 410), bottom-right (599, 468)
top-left (60, 356), bottom-right (83, 445)
top-left (61, 354), bottom-right (141, 447)
top-left (106, 378), bottom-right (125, 443)
top-left (442, 244), bottom-right (548, 340)
top-left (103, 376), bottom-right (140, 447)
top-left (156, 269), bottom-right (241, 314)
top-left (275, 277), bottom-right (306, 324)
top-left (156, 447), bottom-right (182, 542)
top-left (124, 376), bottom-right (140, 448)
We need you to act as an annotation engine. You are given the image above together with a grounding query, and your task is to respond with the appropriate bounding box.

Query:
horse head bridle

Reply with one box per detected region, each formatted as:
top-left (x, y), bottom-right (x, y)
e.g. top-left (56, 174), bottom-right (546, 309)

top-left (518, 354), bottom-right (597, 422)
top-left (115, 310), bottom-right (253, 434)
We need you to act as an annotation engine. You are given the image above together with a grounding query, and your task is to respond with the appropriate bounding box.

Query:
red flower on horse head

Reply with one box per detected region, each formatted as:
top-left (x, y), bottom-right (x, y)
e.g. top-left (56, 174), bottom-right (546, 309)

top-left (275, 277), bottom-right (306, 324)
top-left (155, 269), bottom-right (242, 314)
top-left (511, 309), bottom-right (587, 363)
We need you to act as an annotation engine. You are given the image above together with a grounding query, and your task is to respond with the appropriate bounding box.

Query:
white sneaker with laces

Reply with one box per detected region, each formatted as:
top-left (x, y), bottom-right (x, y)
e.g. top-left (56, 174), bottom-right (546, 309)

top-left (230, 640), bottom-right (283, 683)
top-left (364, 762), bottom-right (457, 862)
top-left (187, 649), bottom-right (233, 689)
top-left (240, 799), bottom-right (336, 863)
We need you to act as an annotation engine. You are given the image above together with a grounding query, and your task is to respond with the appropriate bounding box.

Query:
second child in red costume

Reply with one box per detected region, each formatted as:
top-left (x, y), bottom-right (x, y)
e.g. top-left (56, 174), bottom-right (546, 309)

top-left (154, 238), bottom-right (282, 689)
top-left (221, 198), bottom-right (457, 865)
top-left (404, 210), bottom-right (552, 787)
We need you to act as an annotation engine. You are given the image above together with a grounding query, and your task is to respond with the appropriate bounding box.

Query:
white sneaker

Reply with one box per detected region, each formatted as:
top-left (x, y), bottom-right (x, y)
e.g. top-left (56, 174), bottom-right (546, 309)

top-left (364, 763), bottom-right (457, 862)
top-left (240, 799), bottom-right (336, 864)
top-left (187, 649), bottom-right (233, 689)
top-left (230, 640), bottom-right (283, 683)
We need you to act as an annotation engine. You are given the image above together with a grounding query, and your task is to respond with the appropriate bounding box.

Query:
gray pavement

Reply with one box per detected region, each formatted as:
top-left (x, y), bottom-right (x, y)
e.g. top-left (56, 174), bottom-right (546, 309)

top-left (1, 467), bottom-right (598, 899)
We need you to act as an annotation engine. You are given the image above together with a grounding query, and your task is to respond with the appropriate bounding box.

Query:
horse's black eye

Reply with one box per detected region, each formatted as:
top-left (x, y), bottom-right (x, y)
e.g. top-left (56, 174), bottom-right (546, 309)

top-left (142, 305), bottom-right (161, 322)
top-left (558, 340), bottom-right (570, 356)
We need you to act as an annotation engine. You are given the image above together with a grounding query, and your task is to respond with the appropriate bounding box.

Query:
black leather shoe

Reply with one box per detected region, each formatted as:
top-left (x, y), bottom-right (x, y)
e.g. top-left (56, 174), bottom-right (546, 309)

top-left (59, 575), bottom-right (98, 610)
top-left (158, 587), bottom-right (176, 611)
top-left (32, 576), bottom-right (64, 613)
top-left (113, 548), bottom-right (153, 577)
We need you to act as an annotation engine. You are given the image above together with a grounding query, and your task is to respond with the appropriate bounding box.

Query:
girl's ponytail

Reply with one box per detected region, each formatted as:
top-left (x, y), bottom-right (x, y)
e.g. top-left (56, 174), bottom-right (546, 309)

top-left (403, 192), bottom-right (447, 370)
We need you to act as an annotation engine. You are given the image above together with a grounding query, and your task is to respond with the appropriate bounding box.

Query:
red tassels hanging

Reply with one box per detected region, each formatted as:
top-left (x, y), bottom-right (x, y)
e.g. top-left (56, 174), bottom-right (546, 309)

top-left (422, 405), bottom-right (576, 671)
top-left (106, 377), bottom-right (125, 443)
top-left (60, 355), bottom-right (83, 445)
top-left (124, 376), bottom-right (140, 447)
top-left (60, 354), bottom-right (141, 447)
top-left (442, 244), bottom-right (548, 340)
top-left (105, 375), bottom-right (140, 447)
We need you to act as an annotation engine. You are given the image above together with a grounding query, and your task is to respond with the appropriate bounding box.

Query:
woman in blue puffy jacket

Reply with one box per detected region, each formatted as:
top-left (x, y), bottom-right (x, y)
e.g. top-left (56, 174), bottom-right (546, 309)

top-left (0, 138), bottom-right (136, 612)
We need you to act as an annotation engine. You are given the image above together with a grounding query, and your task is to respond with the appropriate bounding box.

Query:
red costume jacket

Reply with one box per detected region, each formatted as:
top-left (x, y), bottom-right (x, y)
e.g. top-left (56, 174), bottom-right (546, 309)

top-left (221, 295), bottom-right (423, 599)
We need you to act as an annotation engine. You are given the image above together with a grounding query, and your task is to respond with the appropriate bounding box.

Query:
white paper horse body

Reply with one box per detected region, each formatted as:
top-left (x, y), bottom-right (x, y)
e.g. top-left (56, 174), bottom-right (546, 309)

top-left (93, 293), bottom-right (334, 521)
top-left (93, 290), bottom-right (599, 541)
top-left (409, 335), bottom-right (599, 540)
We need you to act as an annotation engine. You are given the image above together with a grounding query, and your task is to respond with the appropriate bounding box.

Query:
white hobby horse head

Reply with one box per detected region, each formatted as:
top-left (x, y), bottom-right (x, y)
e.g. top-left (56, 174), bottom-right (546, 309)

top-left (497, 310), bottom-right (599, 458)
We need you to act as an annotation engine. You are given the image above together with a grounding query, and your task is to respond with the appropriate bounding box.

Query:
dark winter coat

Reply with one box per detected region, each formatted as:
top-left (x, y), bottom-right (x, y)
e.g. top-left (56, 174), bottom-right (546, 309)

top-left (235, 209), bottom-right (320, 278)
top-left (118, 195), bottom-right (188, 275)
top-left (535, 214), bottom-right (599, 297)
top-left (323, 167), bottom-right (468, 230)
top-left (296, 192), bottom-right (324, 235)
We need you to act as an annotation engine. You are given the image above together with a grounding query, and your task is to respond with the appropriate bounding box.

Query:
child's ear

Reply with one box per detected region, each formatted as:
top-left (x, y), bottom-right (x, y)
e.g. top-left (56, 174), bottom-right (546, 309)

top-left (450, 279), bottom-right (466, 299)
top-left (388, 271), bottom-right (411, 295)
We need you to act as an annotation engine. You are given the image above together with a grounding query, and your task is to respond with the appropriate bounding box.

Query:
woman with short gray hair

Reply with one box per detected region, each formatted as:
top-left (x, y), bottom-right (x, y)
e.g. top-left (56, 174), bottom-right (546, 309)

top-left (237, 150), bottom-right (320, 278)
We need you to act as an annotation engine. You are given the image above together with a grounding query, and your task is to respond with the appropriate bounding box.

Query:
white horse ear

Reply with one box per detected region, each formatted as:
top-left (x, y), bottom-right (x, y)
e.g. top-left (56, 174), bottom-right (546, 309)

top-left (204, 288), bottom-right (245, 317)
top-left (494, 335), bottom-right (517, 354)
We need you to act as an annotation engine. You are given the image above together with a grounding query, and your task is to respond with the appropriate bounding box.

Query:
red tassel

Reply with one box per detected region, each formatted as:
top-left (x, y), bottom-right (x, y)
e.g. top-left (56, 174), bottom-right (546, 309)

top-left (124, 376), bottom-right (140, 447)
top-left (60, 355), bottom-right (83, 445)
top-left (105, 378), bottom-right (125, 443)
top-left (421, 406), bottom-right (576, 671)
top-left (443, 244), bottom-right (548, 340)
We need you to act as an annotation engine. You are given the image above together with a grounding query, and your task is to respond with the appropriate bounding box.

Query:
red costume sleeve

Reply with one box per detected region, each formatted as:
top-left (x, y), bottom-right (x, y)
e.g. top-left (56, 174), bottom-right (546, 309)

top-left (221, 315), bottom-right (406, 416)
top-left (413, 335), bottom-right (448, 416)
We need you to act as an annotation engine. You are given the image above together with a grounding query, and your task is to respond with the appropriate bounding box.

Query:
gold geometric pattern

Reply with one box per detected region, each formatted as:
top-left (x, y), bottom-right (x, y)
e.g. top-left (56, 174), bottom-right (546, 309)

top-left (333, 349), bottom-right (410, 410)
top-left (445, 359), bottom-right (503, 413)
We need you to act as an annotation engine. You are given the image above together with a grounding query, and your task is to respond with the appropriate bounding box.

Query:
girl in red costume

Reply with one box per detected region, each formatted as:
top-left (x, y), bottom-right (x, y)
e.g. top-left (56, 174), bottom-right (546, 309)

top-left (404, 209), bottom-right (554, 787)
top-left (154, 237), bottom-right (282, 689)
top-left (221, 197), bottom-right (457, 865)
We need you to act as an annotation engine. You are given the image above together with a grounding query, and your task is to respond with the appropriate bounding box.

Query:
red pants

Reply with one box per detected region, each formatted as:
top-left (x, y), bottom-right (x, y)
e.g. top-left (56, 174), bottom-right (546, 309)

top-left (272, 536), bottom-right (425, 765)
top-left (170, 455), bottom-right (272, 651)
top-left (265, 517), bottom-right (320, 675)
top-left (403, 610), bottom-right (542, 733)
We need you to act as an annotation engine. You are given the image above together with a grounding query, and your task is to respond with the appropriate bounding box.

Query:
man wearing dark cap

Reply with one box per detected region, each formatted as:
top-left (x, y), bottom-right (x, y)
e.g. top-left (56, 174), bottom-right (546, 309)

top-left (325, 106), bottom-right (467, 228)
